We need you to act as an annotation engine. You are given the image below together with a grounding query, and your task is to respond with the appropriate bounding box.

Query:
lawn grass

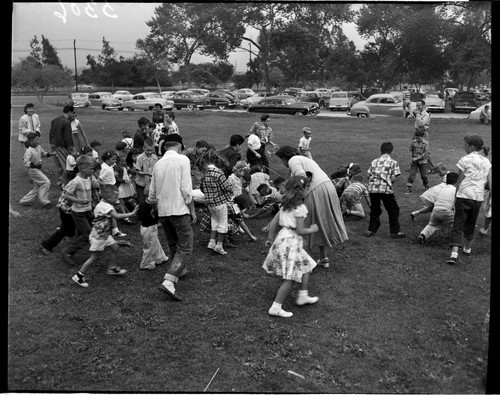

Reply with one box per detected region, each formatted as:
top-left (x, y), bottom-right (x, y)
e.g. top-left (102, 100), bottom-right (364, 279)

top-left (8, 96), bottom-right (492, 392)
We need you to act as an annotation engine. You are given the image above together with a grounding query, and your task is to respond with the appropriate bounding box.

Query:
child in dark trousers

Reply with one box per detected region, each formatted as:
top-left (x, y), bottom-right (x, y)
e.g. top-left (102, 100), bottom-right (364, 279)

top-left (138, 185), bottom-right (169, 270)
top-left (364, 142), bottom-right (405, 239)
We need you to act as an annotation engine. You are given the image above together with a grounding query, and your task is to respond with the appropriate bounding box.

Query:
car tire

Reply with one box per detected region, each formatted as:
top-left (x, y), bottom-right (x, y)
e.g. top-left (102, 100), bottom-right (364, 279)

top-left (127, 107), bottom-right (134, 111)
top-left (102, 104), bottom-right (107, 110)
top-left (187, 104), bottom-right (194, 111)
top-left (118, 107), bottom-right (123, 111)
top-left (218, 104), bottom-right (226, 110)
top-left (294, 111), bottom-right (305, 116)
top-left (357, 113), bottom-right (368, 118)
top-left (176, 107), bottom-right (181, 111)
top-left (319, 101), bottom-right (325, 109)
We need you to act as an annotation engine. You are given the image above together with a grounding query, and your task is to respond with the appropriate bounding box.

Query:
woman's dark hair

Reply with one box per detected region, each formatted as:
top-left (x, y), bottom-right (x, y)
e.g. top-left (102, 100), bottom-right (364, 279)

top-left (126, 148), bottom-right (141, 167)
top-left (275, 146), bottom-right (299, 161)
top-left (24, 103), bottom-right (35, 114)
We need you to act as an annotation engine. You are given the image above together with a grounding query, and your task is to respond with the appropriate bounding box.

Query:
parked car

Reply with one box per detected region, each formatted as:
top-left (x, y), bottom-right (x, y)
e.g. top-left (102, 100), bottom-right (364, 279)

top-left (112, 90), bottom-right (134, 101)
top-left (348, 93), bottom-right (403, 118)
top-left (203, 91), bottom-right (240, 109)
top-left (187, 88), bottom-right (209, 96)
top-left (328, 91), bottom-right (351, 111)
top-left (450, 91), bottom-right (484, 113)
top-left (315, 88), bottom-right (332, 97)
top-left (240, 92), bottom-right (273, 109)
top-left (160, 91), bottom-right (177, 100)
top-left (77, 84), bottom-right (94, 90)
top-left (232, 88), bottom-right (255, 99)
top-left (247, 95), bottom-right (320, 116)
top-left (67, 92), bottom-right (91, 108)
top-left (295, 91), bottom-right (327, 109)
top-left (282, 87), bottom-right (304, 97)
top-left (362, 87), bottom-right (383, 98)
top-left (423, 91), bottom-right (445, 112)
top-left (172, 90), bottom-right (206, 110)
top-left (469, 102), bottom-right (491, 123)
top-left (88, 92), bottom-right (123, 110)
top-left (122, 92), bottom-right (174, 111)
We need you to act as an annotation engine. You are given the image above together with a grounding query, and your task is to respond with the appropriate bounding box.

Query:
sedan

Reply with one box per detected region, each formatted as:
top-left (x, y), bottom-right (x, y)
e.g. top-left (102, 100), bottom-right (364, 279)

top-left (232, 88), bottom-right (255, 99)
top-left (113, 90), bottom-right (134, 101)
top-left (160, 91), bottom-right (177, 100)
top-left (240, 92), bottom-right (273, 109)
top-left (203, 91), bottom-right (240, 110)
top-left (423, 92), bottom-right (445, 112)
top-left (88, 92), bottom-right (123, 110)
top-left (67, 92), bottom-right (91, 108)
top-left (348, 93), bottom-right (403, 118)
top-left (295, 91), bottom-right (327, 109)
top-left (469, 102), bottom-right (491, 122)
top-left (172, 90), bottom-right (206, 110)
top-left (122, 92), bottom-right (174, 111)
top-left (247, 95), bottom-right (320, 116)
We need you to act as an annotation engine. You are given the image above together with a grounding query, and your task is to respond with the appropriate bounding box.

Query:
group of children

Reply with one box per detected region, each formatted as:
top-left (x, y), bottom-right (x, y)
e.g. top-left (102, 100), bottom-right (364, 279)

top-left (18, 110), bottom-right (491, 318)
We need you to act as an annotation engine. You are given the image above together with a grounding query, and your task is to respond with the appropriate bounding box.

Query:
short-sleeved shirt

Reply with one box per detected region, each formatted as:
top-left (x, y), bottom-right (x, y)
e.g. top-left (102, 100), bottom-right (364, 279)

top-left (279, 204), bottom-right (308, 229)
top-left (90, 200), bottom-right (115, 240)
top-left (99, 162), bottom-right (116, 185)
top-left (66, 154), bottom-right (77, 171)
top-left (433, 184), bottom-right (456, 212)
top-left (299, 136), bottom-right (311, 151)
top-left (247, 134), bottom-right (261, 150)
top-left (135, 152), bottom-right (158, 187)
top-left (65, 175), bottom-right (92, 212)
top-left (367, 154), bottom-right (401, 194)
top-left (456, 151), bottom-right (491, 201)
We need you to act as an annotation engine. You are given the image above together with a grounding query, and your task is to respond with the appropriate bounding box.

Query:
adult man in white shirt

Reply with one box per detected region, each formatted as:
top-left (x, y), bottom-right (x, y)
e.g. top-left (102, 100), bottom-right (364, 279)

top-left (148, 134), bottom-right (197, 301)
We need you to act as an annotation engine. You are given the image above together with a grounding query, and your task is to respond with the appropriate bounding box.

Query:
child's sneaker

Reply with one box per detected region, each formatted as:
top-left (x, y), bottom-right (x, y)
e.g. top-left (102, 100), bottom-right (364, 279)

top-left (417, 234), bottom-right (425, 244)
top-left (296, 294), bottom-right (319, 306)
top-left (39, 245), bottom-right (52, 255)
top-left (72, 274), bottom-right (89, 288)
top-left (213, 245), bottom-right (228, 255)
top-left (479, 228), bottom-right (488, 237)
top-left (268, 308), bottom-right (293, 318)
top-left (107, 267), bottom-right (127, 275)
top-left (317, 258), bottom-right (329, 268)
top-left (207, 241), bottom-right (216, 250)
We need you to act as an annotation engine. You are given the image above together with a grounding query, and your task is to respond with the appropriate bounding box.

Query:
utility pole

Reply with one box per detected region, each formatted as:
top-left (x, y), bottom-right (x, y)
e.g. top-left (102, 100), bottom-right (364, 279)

top-left (74, 39), bottom-right (78, 91)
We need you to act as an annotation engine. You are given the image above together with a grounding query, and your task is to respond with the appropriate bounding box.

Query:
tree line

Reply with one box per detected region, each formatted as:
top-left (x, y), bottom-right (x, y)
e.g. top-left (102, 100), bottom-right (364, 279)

top-left (11, 2), bottom-right (490, 103)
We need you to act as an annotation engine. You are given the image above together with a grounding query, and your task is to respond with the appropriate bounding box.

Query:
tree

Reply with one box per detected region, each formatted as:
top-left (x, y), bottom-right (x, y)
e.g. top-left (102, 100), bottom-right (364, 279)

top-left (144, 3), bottom-right (245, 87)
top-left (11, 60), bottom-right (72, 104)
top-left (136, 35), bottom-right (173, 92)
top-left (28, 35), bottom-right (63, 68)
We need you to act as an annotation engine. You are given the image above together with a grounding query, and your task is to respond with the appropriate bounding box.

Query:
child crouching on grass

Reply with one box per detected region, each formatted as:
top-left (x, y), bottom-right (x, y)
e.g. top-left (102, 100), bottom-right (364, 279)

top-left (138, 185), bottom-right (169, 270)
top-left (262, 176), bottom-right (319, 318)
top-left (72, 184), bottom-right (138, 288)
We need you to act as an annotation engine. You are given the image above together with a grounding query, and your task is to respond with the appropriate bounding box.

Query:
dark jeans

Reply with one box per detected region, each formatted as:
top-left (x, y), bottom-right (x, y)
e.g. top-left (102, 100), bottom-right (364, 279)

top-left (368, 193), bottom-right (401, 234)
top-left (246, 148), bottom-right (263, 169)
top-left (407, 162), bottom-right (429, 188)
top-left (136, 185), bottom-right (146, 205)
top-left (41, 208), bottom-right (76, 251)
top-left (449, 198), bottom-right (482, 247)
top-left (259, 145), bottom-right (270, 174)
top-left (159, 214), bottom-right (193, 281)
top-left (65, 210), bottom-right (93, 256)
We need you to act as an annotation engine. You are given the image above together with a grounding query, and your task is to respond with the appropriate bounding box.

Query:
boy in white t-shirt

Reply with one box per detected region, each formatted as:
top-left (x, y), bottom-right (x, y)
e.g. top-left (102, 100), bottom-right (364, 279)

top-left (298, 127), bottom-right (313, 159)
top-left (418, 172), bottom-right (458, 243)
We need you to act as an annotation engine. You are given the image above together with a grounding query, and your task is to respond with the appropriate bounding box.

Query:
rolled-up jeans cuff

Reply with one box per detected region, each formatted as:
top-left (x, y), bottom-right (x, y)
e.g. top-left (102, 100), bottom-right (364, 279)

top-left (164, 273), bottom-right (178, 283)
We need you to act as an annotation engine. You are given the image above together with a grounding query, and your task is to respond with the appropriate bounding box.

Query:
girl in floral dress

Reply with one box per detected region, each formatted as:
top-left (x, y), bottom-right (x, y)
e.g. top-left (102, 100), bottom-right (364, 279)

top-left (262, 176), bottom-right (320, 318)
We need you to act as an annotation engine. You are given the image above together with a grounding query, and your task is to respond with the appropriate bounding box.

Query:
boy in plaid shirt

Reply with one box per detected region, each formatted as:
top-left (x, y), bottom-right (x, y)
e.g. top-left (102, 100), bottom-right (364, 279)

top-left (200, 150), bottom-right (234, 255)
top-left (364, 142), bottom-right (405, 239)
top-left (405, 128), bottom-right (430, 194)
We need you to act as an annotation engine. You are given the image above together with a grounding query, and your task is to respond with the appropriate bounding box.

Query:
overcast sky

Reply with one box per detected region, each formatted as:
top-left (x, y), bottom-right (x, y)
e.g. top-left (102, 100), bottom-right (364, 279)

top-left (12, 2), bottom-right (366, 73)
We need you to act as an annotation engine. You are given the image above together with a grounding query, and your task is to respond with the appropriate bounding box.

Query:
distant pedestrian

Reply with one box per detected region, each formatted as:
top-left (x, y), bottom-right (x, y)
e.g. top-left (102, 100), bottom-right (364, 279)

top-left (298, 127), bottom-right (313, 159)
top-left (405, 128), bottom-right (430, 194)
top-left (402, 86), bottom-right (411, 118)
top-left (18, 103), bottom-right (41, 160)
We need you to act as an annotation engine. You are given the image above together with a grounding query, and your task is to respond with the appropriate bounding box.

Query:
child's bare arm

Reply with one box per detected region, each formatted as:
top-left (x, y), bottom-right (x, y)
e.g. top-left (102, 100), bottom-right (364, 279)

top-left (110, 205), bottom-right (139, 220)
top-left (295, 217), bottom-right (318, 235)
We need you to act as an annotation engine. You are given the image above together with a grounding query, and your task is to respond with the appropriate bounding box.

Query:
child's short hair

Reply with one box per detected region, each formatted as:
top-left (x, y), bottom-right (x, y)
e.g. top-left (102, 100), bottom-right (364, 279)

top-left (148, 122), bottom-right (156, 129)
top-left (250, 164), bottom-right (264, 174)
top-left (76, 155), bottom-right (96, 169)
top-left (351, 174), bottom-right (363, 183)
top-left (165, 110), bottom-right (175, 120)
top-left (415, 128), bottom-right (425, 137)
top-left (138, 117), bottom-right (150, 127)
top-left (101, 184), bottom-right (119, 200)
top-left (230, 134), bottom-right (245, 147)
top-left (26, 132), bottom-right (39, 142)
top-left (101, 149), bottom-right (117, 162)
top-left (90, 140), bottom-right (101, 148)
top-left (195, 140), bottom-right (211, 149)
top-left (115, 141), bottom-right (128, 151)
top-left (257, 183), bottom-right (271, 195)
top-left (234, 193), bottom-right (253, 210)
top-left (446, 172), bottom-right (459, 185)
top-left (380, 142), bottom-right (394, 154)
top-left (143, 138), bottom-right (154, 149)
top-left (122, 130), bottom-right (132, 138)
top-left (233, 160), bottom-right (249, 172)
top-left (303, 127), bottom-right (312, 134)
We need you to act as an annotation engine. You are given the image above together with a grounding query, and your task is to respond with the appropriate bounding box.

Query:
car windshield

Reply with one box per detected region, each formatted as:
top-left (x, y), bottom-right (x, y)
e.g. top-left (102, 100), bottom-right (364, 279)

top-left (331, 93), bottom-right (346, 98)
top-left (426, 93), bottom-right (440, 98)
top-left (101, 93), bottom-right (112, 98)
top-left (146, 94), bottom-right (162, 99)
top-left (73, 94), bottom-right (87, 99)
top-left (284, 97), bottom-right (297, 105)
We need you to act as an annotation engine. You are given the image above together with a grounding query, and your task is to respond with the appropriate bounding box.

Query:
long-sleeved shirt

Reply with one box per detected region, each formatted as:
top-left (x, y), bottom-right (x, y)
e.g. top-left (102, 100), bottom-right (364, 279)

top-left (409, 138), bottom-right (429, 164)
top-left (49, 115), bottom-right (73, 149)
top-left (201, 164), bottom-right (233, 207)
top-left (148, 150), bottom-right (193, 217)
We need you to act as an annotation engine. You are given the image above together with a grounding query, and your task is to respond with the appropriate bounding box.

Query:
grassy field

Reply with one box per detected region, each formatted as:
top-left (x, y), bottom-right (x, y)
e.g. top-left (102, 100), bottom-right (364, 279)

top-left (8, 96), bottom-right (493, 392)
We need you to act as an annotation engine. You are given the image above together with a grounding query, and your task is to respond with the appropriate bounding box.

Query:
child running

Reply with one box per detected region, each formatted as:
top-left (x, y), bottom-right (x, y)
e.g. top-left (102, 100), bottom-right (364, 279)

top-left (71, 184), bottom-right (138, 287)
top-left (262, 175), bottom-right (320, 318)
top-left (19, 132), bottom-right (55, 207)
